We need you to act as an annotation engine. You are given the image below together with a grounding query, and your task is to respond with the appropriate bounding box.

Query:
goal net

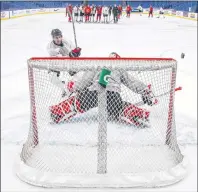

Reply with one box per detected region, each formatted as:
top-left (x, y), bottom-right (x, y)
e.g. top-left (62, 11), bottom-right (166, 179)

top-left (15, 57), bottom-right (187, 188)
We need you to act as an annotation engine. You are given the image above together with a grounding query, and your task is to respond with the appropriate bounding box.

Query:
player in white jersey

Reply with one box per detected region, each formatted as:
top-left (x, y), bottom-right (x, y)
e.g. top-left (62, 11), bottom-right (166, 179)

top-left (157, 7), bottom-right (165, 18)
top-left (73, 5), bottom-right (79, 22)
top-left (137, 5), bottom-right (143, 16)
top-left (102, 6), bottom-right (109, 23)
top-left (79, 5), bottom-right (84, 22)
top-left (47, 29), bottom-right (81, 57)
top-left (49, 52), bottom-right (158, 127)
top-left (91, 5), bottom-right (96, 22)
top-left (47, 28), bottom-right (82, 88)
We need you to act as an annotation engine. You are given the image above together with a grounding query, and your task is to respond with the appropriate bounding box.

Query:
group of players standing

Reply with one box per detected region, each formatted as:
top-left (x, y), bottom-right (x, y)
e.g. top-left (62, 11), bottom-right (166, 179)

top-left (66, 4), bottom-right (165, 23)
top-left (66, 4), bottom-right (133, 24)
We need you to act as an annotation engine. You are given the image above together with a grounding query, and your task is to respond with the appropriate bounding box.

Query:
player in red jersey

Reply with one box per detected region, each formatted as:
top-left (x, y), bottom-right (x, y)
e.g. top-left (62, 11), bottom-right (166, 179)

top-left (117, 5), bottom-right (122, 19)
top-left (85, 5), bottom-right (91, 22)
top-left (126, 5), bottom-right (132, 18)
top-left (148, 5), bottom-right (153, 17)
top-left (65, 6), bottom-right (68, 17)
top-left (67, 4), bottom-right (73, 22)
top-left (96, 5), bottom-right (102, 22)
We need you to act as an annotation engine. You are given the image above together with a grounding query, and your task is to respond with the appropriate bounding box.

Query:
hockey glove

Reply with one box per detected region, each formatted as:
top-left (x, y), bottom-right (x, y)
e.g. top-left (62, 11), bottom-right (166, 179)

top-left (69, 47), bottom-right (81, 57)
top-left (141, 85), bottom-right (158, 106)
top-left (48, 69), bottom-right (60, 77)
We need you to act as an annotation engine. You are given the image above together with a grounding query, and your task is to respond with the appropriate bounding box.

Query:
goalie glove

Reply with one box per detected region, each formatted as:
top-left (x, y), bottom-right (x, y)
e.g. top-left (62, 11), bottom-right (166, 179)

top-left (48, 69), bottom-right (60, 77)
top-left (69, 47), bottom-right (81, 58)
top-left (141, 85), bottom-right (158, 106)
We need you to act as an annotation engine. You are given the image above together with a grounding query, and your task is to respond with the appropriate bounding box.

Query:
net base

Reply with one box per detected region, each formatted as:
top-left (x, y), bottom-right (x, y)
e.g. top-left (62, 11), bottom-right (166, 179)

top-left (15, 145), bottom-right (187, 188)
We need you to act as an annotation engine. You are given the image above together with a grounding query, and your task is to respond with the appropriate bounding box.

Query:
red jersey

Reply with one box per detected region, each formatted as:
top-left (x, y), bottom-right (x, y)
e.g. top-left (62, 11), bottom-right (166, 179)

top-left (85, 6), bottom-right (91, 14)
top-left (149, 6), bottom-right (153, 12)
top-left (67, 5), bottom-right (73, 13)
top-left (126, 6), bottom-right (132, 12)
top-left (118, 6), bottom-right (122, 11)
top-left (96, 7), bottom-right (102, 14)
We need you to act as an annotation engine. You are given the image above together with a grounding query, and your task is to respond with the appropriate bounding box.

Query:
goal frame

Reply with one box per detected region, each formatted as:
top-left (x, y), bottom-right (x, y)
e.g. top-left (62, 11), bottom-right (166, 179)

top-left (15, 57), bottom-right (187, 188)
top-left (28, 57), bottom-right (177, 148)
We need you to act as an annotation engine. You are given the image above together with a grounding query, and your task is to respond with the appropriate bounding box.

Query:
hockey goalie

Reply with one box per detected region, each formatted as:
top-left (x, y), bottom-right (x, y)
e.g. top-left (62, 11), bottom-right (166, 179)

top-left (48, 52), bottom-right (158, 128)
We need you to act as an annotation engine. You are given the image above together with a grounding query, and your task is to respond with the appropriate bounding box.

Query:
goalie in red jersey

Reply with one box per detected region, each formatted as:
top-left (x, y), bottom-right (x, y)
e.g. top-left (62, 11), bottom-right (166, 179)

top-left (49, 52), bottom-right (158, 128)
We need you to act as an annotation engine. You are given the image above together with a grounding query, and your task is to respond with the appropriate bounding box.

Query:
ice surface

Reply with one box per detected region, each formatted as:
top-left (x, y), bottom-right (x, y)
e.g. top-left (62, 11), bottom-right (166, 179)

top-left (1, 13), bottom-right (197, 191)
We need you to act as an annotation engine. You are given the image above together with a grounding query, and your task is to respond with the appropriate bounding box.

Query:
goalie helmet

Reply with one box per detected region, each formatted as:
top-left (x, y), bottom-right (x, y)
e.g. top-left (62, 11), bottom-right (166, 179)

top-left (51, 29), bottom-right (62, 38)
top-left (109, 52), bottom-right (121, 58)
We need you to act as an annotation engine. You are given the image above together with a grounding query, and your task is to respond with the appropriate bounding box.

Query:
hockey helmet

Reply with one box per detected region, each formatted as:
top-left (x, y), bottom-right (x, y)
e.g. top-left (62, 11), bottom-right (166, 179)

top-left (109, 52), bottom-right (121, 58)
top-left (51, 29), bottom-right (62, 38)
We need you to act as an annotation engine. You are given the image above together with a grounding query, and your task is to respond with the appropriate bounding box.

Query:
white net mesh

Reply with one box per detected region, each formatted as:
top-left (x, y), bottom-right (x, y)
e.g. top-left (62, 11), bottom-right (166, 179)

top-left (15, 58), bottom-right (187, 188)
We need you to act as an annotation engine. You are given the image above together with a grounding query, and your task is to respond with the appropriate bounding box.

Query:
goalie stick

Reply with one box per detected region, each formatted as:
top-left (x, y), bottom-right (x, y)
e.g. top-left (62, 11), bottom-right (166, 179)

top-left (135, 86), bottom-right (182, 107)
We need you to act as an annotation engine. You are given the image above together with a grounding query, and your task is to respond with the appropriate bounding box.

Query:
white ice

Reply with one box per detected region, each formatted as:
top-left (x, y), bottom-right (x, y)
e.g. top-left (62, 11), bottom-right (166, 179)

top-left (1, 13), bottom-right (197, 191)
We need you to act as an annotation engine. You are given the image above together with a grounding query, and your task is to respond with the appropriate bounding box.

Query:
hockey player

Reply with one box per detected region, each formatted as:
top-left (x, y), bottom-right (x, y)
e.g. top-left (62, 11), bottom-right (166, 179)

top-left (102, 5), bottom-right (109, 23)
top-left (112, 4), bottom-right (119, 23)
top-left (84, 5), bottom-right (91, 22)
top-left (126, 5), bottom-right (132, 18)
top-left (157, 7), bottom-right (165, 18)
top-left (79, 5), bottom-right (84, 22)
top-left (137, 4), bottom-right (143, 16)
top-left (49, 52), bottom-right (158, 127)
top-left (47, 29), bottom-right (82, 91)
top-left (96, 5), bottom-right (102, 23)
top-left (67, 4), bottom-right (73, 22)
top-left (65, 5), bottom-right (68, 17)
top-left (91, 5), bottom-right (96, 22)
top-left (108, 5), bottom-right (112, 20)
top-left (47, 29), bottom-right (81, 57)
top-left (148, 5), bottom-right (153, 18)
top-left (118, 5), bottom-right (122, 19)
top-left (73, 5), bottom-right (79, 22)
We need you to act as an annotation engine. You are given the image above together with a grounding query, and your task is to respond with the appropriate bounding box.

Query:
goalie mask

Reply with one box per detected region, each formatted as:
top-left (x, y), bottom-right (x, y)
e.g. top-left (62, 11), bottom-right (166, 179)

top-left (109, 52), bottom-right (121, 58)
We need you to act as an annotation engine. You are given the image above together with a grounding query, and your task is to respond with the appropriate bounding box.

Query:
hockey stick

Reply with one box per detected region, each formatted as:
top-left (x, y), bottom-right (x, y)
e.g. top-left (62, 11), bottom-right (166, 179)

top-left (135, 86), bottom-right (182, 106)
top-left (67, 9), bottom-right (78, 48)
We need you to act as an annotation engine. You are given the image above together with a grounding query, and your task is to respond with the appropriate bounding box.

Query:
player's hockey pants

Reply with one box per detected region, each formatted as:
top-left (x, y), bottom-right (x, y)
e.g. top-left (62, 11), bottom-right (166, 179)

top-left (85, 14), bottom-right (90, 22)
top-left (127, 11), bottom-right (130, 17)
top-left (96, 14), bottom-right (101, 21)
top-left (148, 11), bottom-right (153, 17)
top-left (113, 15), bottom-right (118, 22)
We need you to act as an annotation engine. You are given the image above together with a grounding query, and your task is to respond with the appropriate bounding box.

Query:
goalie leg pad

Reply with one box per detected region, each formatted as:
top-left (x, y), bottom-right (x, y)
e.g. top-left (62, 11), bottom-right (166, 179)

top-left (120, 104), bottom-right (150, 126)
top-left (49, 96), bottom-right (84, 123)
